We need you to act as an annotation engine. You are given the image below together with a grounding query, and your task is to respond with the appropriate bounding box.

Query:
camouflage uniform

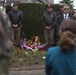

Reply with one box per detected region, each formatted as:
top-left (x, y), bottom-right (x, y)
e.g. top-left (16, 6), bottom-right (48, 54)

top-left (0, 10), bottom-right (13, 75)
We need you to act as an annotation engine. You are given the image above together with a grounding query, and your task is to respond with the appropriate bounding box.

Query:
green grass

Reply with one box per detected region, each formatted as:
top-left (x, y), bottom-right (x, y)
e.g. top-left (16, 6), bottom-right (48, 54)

top-left (10, 48), bottom-right (46, 68)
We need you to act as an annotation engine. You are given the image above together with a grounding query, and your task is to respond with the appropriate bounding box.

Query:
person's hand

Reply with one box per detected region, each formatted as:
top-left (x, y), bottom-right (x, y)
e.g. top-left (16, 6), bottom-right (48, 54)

top-left (46, 26), bottom-right (52, 29)
top-left (49, 26), bottom-right (52, 29)
top-left (20, 25), bottom-right (22, 27)
top-left (46, 26), bottom-right (49, 29)
top-left (74, 13), bottom-right (76, 18)
top-left (13, 24), bottom-right (18, 28)
top-left (12, 24), bottom-right (16, 27)
top-left (15, 24), bottom-right (18, 27)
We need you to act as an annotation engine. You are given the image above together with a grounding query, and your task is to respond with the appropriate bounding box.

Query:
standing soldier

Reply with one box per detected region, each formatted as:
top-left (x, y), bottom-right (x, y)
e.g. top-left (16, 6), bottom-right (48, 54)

top-left (0, 9), bottom-right (13, 75)
top-left (42, 4), bottom-right (56, 48)
top-left (8, 3), bottom-right (23, 47)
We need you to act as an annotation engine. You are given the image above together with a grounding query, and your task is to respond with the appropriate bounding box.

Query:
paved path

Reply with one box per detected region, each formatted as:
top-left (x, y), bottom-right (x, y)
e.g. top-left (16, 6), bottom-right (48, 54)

top-left (9, 69), bottom-right (46, 75)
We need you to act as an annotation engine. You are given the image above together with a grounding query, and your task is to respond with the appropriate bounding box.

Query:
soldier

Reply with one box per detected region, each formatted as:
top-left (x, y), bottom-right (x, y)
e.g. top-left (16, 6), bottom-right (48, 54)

top-left (0, 9), bottom-right (13, 75)
top-left (42, 4), bottom-right (56, 48)
top-left (8, 3), bottom-right (23, 47)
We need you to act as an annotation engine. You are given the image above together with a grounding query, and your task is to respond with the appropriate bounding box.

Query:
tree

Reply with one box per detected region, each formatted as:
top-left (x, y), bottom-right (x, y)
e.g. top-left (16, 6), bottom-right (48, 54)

top-left (59, 0), bottom-right (74, 8)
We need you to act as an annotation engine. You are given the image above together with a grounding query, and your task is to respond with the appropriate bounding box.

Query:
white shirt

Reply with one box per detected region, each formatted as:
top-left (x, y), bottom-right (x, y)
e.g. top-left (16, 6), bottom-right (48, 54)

top-left (63, 13), bottom-right (69, 19)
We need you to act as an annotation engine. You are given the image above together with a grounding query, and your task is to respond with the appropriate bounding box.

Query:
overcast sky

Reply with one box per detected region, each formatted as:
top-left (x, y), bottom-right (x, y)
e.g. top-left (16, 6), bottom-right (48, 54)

top-left (54, 0), bottom-right (76, 9)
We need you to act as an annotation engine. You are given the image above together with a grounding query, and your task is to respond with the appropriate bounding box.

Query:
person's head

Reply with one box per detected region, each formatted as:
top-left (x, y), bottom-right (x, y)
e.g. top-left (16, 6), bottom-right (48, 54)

top-left (58, 19), bottom-right (76, 52)
top-left (74, 13), bottom-right (76, 18)
top-left (46, 4), bottom-right (53, 12)
top-left (69, 9), bottom-right (75, 15)
top-left (63, 5), bottom-right (70, 14)
top-left (59, 5), bottom-right (64, 12)
top-left (12, 3), bottom-right (18, 11)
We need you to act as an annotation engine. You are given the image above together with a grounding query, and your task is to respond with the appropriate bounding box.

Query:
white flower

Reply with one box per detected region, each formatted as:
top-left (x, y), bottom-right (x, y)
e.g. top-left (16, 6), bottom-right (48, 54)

top-left (25, 52), bottom-right (28, 54)
top-left (19, 58), bottom-right (23, 61)
top-left (35, 47), bottom-right (38, 51)
top-left (42, 56), bottom-right (46, 59)
top-left (32, 49), bottom-right (36, 52)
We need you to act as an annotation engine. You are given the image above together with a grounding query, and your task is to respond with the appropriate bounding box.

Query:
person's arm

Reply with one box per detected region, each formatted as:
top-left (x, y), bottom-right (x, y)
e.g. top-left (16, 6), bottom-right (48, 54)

top-left (45, 48), bottom-right (52, 75)
top-left (45, 59), bottom-right (52, 75)
top-left (18, 11), bottom-right (23, 26)
top-left (45, 65), bottom-right (51, 75)
top-left (53, 16), bottom-right (59, 29)
top-left (42, 14), bottom-right (46, 27)
top-left (51, 12), bottom-right (57, 28)
top-left (54, 12), bottom-right (57, 23)
top-left (8, 12), bottom-right (13, 25)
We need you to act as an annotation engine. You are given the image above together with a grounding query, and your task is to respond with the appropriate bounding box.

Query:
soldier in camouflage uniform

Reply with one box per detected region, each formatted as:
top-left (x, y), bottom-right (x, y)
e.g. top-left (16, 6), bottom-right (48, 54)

top-left (0, 9), bottom-right (13, 75)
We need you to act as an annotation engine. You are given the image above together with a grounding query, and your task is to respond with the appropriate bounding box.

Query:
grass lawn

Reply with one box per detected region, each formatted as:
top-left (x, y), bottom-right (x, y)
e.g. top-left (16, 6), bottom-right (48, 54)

top-left (10, 48), bottom-right (46, 68)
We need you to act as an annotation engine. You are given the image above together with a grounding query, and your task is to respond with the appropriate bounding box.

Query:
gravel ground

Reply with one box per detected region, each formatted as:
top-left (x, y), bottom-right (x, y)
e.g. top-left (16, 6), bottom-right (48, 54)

top-left (9, 69), bottom-right (46, 75)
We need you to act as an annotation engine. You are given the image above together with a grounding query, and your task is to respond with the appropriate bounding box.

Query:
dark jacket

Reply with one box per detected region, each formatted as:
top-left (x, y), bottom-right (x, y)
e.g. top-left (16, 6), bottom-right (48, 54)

top-left (8, 10), bottom-right (23, 26)
top-left (42, 11), bottom-right (56, 27)
top-left (54, 13), bottom-right (76, 29)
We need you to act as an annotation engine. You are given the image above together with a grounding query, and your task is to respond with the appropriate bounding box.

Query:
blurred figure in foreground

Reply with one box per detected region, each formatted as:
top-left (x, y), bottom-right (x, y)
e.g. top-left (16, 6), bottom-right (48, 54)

top-left (0, 9), bottom-right (13, 75)
top-left (45, 19), bottom-right (76, 75)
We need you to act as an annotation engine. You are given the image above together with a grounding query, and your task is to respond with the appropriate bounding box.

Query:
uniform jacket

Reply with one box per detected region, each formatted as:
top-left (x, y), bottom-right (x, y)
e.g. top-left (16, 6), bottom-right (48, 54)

top-left (8, 10), bottom-right (23, 26)
top-left (42, 11), bottom-right (56, 27)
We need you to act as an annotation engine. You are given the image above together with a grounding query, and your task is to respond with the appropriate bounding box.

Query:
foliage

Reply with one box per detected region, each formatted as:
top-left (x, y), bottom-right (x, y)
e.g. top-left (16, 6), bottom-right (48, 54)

top-left (10, 48), bottom-right (46, 68)
top-left (59, 0), bottom-right (74, 8)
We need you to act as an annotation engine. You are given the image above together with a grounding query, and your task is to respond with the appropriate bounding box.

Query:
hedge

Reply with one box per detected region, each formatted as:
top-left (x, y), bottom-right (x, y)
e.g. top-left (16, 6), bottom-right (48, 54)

top-left (6, 3), bottom-right (59, 41)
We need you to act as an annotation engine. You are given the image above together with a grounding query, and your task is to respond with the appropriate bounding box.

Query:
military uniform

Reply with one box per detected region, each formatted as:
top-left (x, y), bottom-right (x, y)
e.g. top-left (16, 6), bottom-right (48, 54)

top-left (42, 6), bottom-right (56, 47)
top-left (8, 3), bottom-right (23, 46)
